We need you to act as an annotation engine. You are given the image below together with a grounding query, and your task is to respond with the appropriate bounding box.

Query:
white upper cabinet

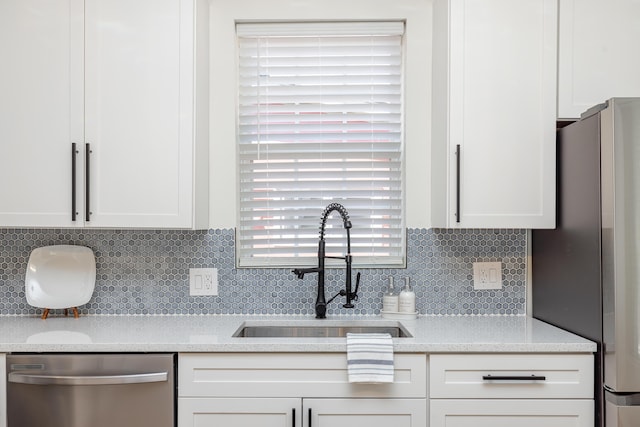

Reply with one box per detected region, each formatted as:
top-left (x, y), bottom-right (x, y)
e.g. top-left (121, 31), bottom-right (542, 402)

top-left (0, 0), bottom-right (208, 229)
top-left (558, 0), bottom-right (640, 119)
top-left (0, 0), bottom-right (82, 228)
top-left (432, 0), bottom-right (557, 229)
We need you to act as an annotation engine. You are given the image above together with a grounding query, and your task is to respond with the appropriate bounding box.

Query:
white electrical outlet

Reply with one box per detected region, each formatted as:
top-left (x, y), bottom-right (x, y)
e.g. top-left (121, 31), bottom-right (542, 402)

top-left (473, 262), bottom-right (502, 290)
top-left (189, 268), bottom-right (218, 296)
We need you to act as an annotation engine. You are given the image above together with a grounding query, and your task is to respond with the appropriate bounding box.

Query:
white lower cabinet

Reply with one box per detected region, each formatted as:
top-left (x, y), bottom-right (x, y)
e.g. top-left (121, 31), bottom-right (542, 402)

top-left (178, 352), bottom-right (594, 427)
top-left (178, 398), bottom-right (298, 427)
top-left (429, 354), bottom-right (595, 427)
top-left (431, 399), bottom-right (593, 426)
top-left (305, 398), bottom-right (426, 427)
top-left (179, 398), bottom-right (426, 427)
top-left (178, 353), bottom-right (427, 427)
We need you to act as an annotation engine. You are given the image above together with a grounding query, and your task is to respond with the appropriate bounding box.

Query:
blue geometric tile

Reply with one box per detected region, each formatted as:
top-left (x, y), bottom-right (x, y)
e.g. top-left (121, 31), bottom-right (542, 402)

top-left (0, 228), bottom-right (527, 316)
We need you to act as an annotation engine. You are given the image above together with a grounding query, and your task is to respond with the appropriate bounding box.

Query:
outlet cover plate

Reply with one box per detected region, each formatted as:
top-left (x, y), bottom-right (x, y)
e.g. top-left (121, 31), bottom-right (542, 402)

top-left (473, 262), bottom-right (502, 290)
top-left (189, 268), bottom-right (218, 296)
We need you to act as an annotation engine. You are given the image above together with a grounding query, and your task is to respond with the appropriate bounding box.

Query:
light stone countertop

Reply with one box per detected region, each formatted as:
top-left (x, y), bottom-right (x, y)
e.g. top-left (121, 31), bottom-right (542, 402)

top-left (0, 315), bottom-right (595, 353)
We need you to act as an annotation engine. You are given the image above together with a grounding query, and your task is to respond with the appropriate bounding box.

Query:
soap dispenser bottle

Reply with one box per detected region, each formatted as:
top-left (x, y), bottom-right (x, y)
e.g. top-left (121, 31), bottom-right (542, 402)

top-left (382, 276), bottom-right (399, 312)
top-left (398, 277), bottom-right (416, 313)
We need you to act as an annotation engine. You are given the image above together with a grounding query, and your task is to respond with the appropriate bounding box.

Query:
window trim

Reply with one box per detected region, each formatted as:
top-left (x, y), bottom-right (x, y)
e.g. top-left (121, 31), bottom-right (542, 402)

top-left (208, 0), bottom-right (432, 263)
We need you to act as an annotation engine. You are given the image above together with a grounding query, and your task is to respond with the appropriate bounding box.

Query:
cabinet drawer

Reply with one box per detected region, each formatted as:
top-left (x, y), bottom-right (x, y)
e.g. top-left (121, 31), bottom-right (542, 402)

top-left (431, 399), bottom-right (594, 427)
top-left (179, 352), bottom-right (427, 398)
top-left (430, 354), bottom-right (593, 399)
top-left (178, 398), bottom-right (299, 426)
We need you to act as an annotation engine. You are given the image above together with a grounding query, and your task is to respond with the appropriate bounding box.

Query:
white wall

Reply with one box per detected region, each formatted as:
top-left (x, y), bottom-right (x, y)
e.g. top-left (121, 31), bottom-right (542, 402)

top-left (208, 0), bottom-right (433, 229)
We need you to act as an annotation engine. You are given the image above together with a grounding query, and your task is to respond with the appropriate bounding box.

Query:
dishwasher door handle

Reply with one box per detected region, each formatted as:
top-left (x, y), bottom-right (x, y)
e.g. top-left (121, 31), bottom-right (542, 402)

top-left (9, 371), bottom-right (168, 386)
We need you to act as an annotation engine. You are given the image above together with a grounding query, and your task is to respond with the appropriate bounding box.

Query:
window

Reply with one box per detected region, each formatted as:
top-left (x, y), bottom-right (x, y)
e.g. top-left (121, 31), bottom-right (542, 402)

top-left (236, 21), bottom-right (405, 268)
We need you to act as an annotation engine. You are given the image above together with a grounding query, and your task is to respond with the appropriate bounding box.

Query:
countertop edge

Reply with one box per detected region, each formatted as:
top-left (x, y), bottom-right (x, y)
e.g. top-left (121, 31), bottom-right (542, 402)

top-left (0, 315), bottom-right (598, 354)
top-left (0, 344), bottom-right (597, 353)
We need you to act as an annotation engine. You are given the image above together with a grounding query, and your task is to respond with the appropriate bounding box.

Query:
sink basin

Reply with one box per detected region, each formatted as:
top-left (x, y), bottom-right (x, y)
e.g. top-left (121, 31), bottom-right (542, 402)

top-left (232, 322), bottom-right (412, 338)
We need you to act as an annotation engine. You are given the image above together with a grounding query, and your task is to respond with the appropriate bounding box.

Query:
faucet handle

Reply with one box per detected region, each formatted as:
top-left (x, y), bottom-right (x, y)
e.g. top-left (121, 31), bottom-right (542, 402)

top-left (353, 272), bottom-right (361, 299)
top-left (341, 272), bottom-right (361, 308)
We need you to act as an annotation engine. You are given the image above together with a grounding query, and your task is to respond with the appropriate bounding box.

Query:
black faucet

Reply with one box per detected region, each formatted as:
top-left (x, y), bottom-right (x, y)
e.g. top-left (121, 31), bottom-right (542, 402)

top-left (292, 203), bottom-right (360, 318)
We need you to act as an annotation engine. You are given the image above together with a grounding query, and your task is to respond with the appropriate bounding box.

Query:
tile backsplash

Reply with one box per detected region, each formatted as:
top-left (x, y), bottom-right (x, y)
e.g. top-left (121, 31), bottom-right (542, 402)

top-left (0, 228), bottom-right (526, 316)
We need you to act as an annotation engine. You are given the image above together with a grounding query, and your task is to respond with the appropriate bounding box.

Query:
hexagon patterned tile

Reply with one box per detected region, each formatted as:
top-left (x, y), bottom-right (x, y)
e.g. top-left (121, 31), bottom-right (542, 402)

top-left (0, 228), bottom-right (526, 316)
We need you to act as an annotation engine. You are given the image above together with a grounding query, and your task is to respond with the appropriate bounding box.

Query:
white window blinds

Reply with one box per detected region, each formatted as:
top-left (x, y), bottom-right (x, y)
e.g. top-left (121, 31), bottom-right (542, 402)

top-left (236, 21), bottom-right (405, 268)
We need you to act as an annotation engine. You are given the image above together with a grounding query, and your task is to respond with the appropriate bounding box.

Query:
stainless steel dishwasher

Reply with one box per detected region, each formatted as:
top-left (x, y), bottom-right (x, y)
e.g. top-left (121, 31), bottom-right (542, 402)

top-left (7, 353), bottom-right (175, 427)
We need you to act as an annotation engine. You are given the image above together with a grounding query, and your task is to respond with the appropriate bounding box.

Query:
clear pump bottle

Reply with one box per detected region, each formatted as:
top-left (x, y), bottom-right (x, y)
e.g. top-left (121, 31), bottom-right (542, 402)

top-left (398, 277), bottom-right (416, 313)
top-left (382, 277), bottom-right (399, 312)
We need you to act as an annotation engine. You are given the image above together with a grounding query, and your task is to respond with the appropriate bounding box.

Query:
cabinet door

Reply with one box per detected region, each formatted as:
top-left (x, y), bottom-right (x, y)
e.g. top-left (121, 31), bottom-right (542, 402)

top-left (431, 399), bottom-right (594, 427)
top-left (432, 0), bottom-right (557, 228)
top-left (84, 0), bottom-right (196, 228)
top-left (558, 0), bottom-right (640, 119)
top-left (0, 0), bottom-right (84, 227)
top-left (304, 398), bottom-right (427, 427)
top-left (178, 398), bottom-right (299, 427)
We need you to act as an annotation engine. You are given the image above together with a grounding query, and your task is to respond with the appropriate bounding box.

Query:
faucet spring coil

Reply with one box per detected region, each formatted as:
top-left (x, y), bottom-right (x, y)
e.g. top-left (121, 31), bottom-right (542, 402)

top-left (319, 203), bottom-right (352, 240)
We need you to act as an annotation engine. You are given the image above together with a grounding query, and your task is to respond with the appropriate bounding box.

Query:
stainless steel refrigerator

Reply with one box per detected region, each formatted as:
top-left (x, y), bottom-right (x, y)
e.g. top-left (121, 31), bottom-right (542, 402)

top-left (533, 97), bottom-right (640, 427)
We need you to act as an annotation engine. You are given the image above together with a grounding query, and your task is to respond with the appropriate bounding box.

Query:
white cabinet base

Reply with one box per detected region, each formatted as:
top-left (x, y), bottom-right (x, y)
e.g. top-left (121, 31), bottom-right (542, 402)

top-left (179, 398), bottom-right (427, 427)
top-left (306, 398), bottom-right (427, 427)
top-left (179, 398), bottom-right (298, 427)
top-left (178, 353), bottom-right (427, 427)
top-left (429, 354), bottom-right (594, 427)
top-left (431, 399), bottom-right (594, 427)
top-left (179, 352), bottom-right (426, 398)
top-left (429, 353), bottom-right (593, 399)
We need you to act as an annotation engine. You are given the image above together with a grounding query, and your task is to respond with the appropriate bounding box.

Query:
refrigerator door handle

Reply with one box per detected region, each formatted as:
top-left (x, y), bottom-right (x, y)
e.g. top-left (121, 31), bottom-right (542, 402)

top-left (605, 388), bottom-right (640, 406)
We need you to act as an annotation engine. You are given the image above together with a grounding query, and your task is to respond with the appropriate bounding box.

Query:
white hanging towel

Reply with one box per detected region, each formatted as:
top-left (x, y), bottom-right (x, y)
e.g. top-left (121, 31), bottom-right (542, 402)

top-left (346, 332), bottom-right (394, 383)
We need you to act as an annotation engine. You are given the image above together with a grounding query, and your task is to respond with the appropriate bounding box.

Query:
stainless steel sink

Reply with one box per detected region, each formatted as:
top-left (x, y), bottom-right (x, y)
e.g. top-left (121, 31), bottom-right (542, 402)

top-left (232, 323), bottom-right (412, 338)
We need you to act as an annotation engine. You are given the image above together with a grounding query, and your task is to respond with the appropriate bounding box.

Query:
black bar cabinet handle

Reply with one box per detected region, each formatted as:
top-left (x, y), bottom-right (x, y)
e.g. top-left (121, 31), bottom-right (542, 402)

top-left (292, 408), bottom-right (296, 427)
top-left (455, 144), bottom-right (461, 223)
top-left (482, 374), bottom-right (547, 381)
top-left (71, 143), bottom-right (78, 221)
top-left (308, 408), bottom-right (312, 427)
top-left (85, 143), bottom-right (91, 222)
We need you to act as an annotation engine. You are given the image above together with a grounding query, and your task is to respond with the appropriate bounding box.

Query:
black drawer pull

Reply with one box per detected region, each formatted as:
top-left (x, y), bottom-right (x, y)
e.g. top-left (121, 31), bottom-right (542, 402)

top-left (71, 143), bottom-right (78, 221)
top-left (482, 374), bottom-right (546, 381)
top-left (85, 143), bottom-right (91, 221)
top-left (455, 144), bottom-right (461, 223)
